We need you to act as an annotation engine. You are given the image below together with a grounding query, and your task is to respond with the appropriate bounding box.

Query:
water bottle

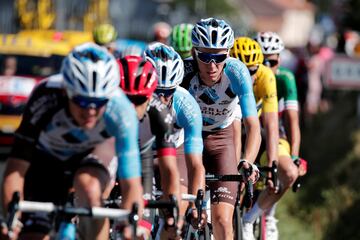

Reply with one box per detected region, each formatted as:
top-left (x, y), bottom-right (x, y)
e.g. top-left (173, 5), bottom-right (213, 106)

top-left (57, 222), bottom-right (76, 240)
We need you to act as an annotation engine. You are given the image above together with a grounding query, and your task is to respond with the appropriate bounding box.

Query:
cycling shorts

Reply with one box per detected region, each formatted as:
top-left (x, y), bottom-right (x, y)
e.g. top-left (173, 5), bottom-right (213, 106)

top-left (203, 124), bottom-right (238, 206)
top-left (259, 138), bottom-right (291, 166)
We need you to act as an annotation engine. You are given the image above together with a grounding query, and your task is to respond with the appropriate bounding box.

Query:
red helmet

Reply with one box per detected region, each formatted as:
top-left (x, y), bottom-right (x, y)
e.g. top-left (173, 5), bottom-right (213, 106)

top-left (119, 55), bottom-right (158, 98)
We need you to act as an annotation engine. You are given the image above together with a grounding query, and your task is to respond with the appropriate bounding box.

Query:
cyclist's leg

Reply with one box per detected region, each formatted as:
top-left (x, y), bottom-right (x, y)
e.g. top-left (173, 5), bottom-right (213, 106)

top-left (244, 139), bottom-right (298, 226)
top-left (74, 137), bottom-right (116, 240)
top-left (20, 151), bottom-right (74, 240)
top-left (203, 125), bottom-right (238, 240)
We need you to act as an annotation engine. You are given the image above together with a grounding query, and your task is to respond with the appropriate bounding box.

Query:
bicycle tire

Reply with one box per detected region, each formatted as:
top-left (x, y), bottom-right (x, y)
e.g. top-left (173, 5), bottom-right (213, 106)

top-left (233, 205), bottom-right (243, 240)
top-left (254, 213), bottom-right (266, 240)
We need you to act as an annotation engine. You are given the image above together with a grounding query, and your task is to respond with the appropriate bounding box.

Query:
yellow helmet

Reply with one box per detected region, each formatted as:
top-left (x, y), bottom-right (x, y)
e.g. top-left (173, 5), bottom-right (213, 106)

top-left (230, 37), bottom-right (264, 66)
top-left (93, 23), bottom-right (118, 46)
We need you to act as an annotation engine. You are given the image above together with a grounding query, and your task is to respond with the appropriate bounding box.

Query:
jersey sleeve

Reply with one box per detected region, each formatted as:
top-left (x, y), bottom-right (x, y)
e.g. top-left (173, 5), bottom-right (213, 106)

top-left (278, 67), bottom-right (298, 111)
top-left (173, 87), bottom-right (203, 154)
top-left (260, 65), bottom-right (278, 113)
top-left (224, 58), bottom-right (258, 118)
top-left (104, 91), bottom-right (141, 179)
top-left (148, 96), bottom-right (177, 157)
top-left (10, 80), bottom-right (64, 161)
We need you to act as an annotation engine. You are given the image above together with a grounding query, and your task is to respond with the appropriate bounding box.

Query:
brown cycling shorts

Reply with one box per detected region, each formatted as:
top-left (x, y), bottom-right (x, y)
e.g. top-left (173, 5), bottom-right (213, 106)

top-left (203, 124), bottom-right (238, 206)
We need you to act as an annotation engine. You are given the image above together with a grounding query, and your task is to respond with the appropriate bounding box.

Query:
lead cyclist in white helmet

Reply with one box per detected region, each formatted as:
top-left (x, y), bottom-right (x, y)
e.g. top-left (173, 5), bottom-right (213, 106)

top-left (181, 18), bottom-right (261, 239)
top-left (1, 43), bottom-right (143, 240)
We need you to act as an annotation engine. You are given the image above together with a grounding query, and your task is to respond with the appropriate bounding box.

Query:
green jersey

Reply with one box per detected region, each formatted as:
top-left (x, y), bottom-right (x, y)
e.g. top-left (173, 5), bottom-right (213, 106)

top-left (276, 66), bottom-right (299, 138)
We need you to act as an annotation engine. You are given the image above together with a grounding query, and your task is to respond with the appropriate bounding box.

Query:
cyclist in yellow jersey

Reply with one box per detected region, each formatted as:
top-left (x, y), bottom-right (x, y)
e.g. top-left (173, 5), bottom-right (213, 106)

top-left (255, 31), bottom-right (302, 240)
top-left (231, 37), bottom-right (280, 240)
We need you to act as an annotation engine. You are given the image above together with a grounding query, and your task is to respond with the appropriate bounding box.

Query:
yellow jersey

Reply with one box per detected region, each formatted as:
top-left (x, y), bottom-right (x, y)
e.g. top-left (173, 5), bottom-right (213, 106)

top-left (252, 64), bottom-right (278, 115)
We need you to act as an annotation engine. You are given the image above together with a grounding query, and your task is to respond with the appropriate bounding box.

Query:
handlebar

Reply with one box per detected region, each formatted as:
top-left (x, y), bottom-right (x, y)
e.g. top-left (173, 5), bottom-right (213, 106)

top-left (258, 161), bottom-right (280, 193)
top-left (6, 191), bottom-right (138, 238)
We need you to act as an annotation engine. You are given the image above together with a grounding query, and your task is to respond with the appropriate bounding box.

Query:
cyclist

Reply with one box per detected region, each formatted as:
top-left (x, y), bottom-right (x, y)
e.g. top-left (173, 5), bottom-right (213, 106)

top-left (145, 42), bottom-right (205, 237)
top-left (152, 21), bottom-right (172, 44)
top-left (1, 43), bottom-right (142, 240)
top-left (118, 55), bottom-right (180, 236)
top-left (182, 18), bottom-right (261, 240)
top-left (170, 23), bottom-right (194, 59)
top-left (93, 23), bottom-right (118, 54)
top-left (255, 31), bottom-right (303, 240)
top-left (230, 37), bottom-right (295, 240)
top-left (116, 39), bottom-right (147, 58)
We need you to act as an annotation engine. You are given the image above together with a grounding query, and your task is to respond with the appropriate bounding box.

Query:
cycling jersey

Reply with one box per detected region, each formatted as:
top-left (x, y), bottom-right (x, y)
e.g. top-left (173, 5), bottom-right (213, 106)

top-left (276, 66), bottom-right (299, 114)
top-left (139, 94), bottom-right (176, 156)
top-left (183, 57), bottom-right (257, 132)
top-left (276, 66), bottom-right (299, 139)
top-left (253, 64), bottom-right (278, 115)
top-left (10, 74), bottom-right (141, 179)
top-left (171, 86), bottom-right (203, 154)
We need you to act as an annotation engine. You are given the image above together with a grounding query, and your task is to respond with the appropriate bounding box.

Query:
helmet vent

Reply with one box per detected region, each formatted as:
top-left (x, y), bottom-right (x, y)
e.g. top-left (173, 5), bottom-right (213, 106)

top-left (210, 19), bottom-right (219, 27)
top-left (161, 65), bottom-right (167, 84)
top-left (211, 31), bottom-right (218, 45)
top-left (92, 71), bottom-right (97, 92)
top-left (120, 58), bottom-right (130, 90)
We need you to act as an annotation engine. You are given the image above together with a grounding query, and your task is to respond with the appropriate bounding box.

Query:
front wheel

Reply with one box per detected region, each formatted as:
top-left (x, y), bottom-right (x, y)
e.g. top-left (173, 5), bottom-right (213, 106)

top-left (233, 205), bottom-right (243, 240)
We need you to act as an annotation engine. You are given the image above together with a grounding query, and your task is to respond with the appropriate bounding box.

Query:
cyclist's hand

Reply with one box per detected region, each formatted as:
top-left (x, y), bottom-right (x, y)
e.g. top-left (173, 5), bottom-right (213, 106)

top-left (0, 220), bottom-right (21, 240)
top-left (121, 225), bottom-right (151, 240)
top-left (298, 159), bottom-right (308, 177)
top-left (239, 160), bottom-right (259, 184)
top-left (188, 208), bottom-right (207, 229)
top-left (265, 178), bottom-right (280, 194)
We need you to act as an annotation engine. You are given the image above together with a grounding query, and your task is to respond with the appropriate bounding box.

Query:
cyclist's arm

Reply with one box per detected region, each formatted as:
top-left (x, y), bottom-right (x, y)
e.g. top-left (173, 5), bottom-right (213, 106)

top-left (243, 116), bottom-right (261, 163)
top-left (226, 59), bottom-right (261, 163)
top-left (2, 158), bottom-right (29, 216)
top-left (105, 95), bottom-right (143, 211)
top-left (261, 67), bottom-right (279, 166)
top-left (281, 69), bottom-right (301, 157)
top-left (2, 81), bottom-right (51, 214)
top-left (175, 89), bottom-right (205, 206)
top-left (285, 110), bottom-right (300, 157)
top-left (262, 112), bottom-right (279, 166)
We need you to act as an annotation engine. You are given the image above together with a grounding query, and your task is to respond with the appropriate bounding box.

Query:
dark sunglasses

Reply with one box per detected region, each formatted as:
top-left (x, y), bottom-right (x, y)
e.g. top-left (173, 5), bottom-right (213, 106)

top-left (155, 88), bottom-right (176, 98)
top-left (264, 59), bottom-right (279, 68)
top-left (127, 95), bottom-right (149, 106)
top-left (248, 65), bottom-right (259, 76)
top-left (72, 95), bottom-right (108, 109)
top-left (194, 49), bottom-right (228, 64)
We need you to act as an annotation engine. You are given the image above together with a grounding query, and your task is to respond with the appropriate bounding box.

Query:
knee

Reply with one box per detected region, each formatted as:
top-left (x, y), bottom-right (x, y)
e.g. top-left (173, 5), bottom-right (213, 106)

top-left (213, 213), bottom-right (233, 231)
top-left (74, 172), bottom-right (102, 207)
top-left (282, 164), bottom-right (298, 188)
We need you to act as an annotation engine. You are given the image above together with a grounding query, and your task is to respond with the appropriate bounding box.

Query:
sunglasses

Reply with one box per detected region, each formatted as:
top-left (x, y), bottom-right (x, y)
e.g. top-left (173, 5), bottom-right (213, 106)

top-left (155, 88), bottom-right (176, 98)
top-left (127, 95), bottom-right (149, 106)
top-left (264, 59), bottom-right (279, 68)
top-left (72, 95), bottom-right (108, 109)
top-left (248, 65), bottom-right (259, 76)
top-left (194, 49), bottom-right (228, 64)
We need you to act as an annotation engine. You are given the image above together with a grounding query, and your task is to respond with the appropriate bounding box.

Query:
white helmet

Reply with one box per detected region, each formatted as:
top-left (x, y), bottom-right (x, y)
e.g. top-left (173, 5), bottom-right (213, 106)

top-left (192, 18), bottom-right (234, 49)
top-left (145, 42), bottom-right (184, 89)
top-left (61, 42), bottom-right (120, 99)
top-left (255, 32), bottom-right (285, 54)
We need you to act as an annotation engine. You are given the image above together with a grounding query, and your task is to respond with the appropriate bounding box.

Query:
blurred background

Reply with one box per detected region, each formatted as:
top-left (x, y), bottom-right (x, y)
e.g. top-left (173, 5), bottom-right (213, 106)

top-left (1, 0), bottom-right (360, 239)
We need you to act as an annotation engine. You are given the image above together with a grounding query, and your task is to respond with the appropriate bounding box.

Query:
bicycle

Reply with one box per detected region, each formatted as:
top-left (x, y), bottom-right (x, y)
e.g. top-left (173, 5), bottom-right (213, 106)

top-left (6, 191), bottom-right (139, 240)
